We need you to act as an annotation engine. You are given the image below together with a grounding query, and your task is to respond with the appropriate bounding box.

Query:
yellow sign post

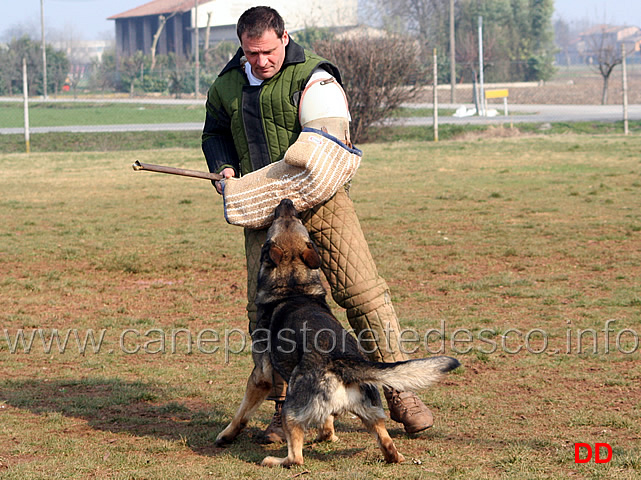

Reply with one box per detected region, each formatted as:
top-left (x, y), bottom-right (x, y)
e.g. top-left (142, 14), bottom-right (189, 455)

top-left (484, 89), bottom-right (509, 116)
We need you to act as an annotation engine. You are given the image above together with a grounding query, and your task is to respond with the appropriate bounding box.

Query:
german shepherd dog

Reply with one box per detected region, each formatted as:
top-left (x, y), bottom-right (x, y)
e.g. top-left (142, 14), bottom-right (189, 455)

top-left (215, 199), bottom-right (460, 467)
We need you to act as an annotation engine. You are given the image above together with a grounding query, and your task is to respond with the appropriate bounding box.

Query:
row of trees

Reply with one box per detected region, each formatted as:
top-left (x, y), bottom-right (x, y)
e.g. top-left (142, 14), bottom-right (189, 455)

top-left (3, 0), bottom-right (557, 97)
top-left (367, 0), bottom-right (557, 84)
top-left (0, 36), bottom-right (69, 96)
top-left (90, 41), bottom-right (238, 98)
top-left (0, 34), bottom-right (238, 98)
top-left (2, 0), bottom-right (557, 96)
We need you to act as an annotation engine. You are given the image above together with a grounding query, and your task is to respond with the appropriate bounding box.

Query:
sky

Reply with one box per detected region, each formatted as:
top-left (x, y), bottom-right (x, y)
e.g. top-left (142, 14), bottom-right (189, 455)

top-left (554, 0), bottom-right (641, 26)
top-left (1, 0), bottom-right (641, 42)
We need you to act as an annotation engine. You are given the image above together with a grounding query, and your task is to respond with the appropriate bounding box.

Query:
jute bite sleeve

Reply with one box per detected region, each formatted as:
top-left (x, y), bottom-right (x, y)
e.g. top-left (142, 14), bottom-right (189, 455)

top-left (221, 128), bottom-right (361, 229)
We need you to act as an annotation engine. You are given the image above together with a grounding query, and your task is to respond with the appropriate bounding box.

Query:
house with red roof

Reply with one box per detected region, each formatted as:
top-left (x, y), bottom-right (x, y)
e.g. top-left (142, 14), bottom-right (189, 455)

top-left (108, 0), bottom-right (358, 61)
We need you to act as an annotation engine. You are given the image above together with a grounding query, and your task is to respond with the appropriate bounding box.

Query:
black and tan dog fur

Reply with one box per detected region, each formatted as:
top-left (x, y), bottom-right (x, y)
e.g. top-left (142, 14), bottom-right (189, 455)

top-left (214, 198), bottom-right (460, 467)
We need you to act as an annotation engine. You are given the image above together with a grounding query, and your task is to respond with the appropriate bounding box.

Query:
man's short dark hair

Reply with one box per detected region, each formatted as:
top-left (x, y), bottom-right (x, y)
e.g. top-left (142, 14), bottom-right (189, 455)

top-left (237, 6), bottom-right (285, 40)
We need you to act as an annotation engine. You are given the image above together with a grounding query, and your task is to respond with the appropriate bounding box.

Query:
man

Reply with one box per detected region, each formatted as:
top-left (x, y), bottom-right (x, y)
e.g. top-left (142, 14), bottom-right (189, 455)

top-left (202, 6), bottom-right (433, 442)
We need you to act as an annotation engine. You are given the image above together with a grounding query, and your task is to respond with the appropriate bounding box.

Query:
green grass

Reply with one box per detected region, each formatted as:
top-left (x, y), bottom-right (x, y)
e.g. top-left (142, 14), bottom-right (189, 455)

top-left (1, 133), bottom-right (641, 478)
top-left (2, 120), bottom-right (639, 154)
top-left (0, 102), bottom-right (451, 130)
top-left (0, 101), bottom-right (205, 128)
top-left (0, 130), bottom-right (203, 153)
top-left (367, 121), bottom-right (641, 142)
top-left (388, 106), bottom-right (458, 118)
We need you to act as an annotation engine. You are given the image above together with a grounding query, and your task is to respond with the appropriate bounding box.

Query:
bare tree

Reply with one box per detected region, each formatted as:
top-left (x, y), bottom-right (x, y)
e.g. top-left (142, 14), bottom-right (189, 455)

top-left (150, 11), bottom-right (181, 71)
top-left (203, 11), bottom-right (213, 58)
top-left (370, 0), bottom-right (450, 46)
top-left (150, 15), bottom-right (168, 71)
top-left (314, 34), bottom-right (425, 142)
top-left (150, 12), bottom-right (179, 71)
top-left (585, 25), bottom-right (631, 104)
top-left (454, 27), bottom-right (497, 84)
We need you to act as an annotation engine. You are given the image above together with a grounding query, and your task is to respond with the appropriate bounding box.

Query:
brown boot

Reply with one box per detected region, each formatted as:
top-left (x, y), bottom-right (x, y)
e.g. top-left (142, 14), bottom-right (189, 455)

top-left (258, 401), bottom-right (286, 444)
top-left (384, 388), bottom-right (434, 434)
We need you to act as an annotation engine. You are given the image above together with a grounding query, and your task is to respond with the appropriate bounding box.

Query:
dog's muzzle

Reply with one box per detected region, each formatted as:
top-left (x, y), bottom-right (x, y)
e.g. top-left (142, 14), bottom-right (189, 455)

top-left (273, 198), bottom-right (298, 220)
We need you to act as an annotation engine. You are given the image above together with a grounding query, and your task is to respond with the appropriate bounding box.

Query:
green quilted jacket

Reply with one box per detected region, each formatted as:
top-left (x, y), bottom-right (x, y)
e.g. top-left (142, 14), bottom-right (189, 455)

top-left (202, 39), bottom-right (341, 176)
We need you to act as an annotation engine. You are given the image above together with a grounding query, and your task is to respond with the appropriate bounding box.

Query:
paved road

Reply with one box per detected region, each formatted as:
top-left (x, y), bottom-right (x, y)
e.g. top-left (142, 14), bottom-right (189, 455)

top-left (398, 103), bottom-right (641, 126)
top-left (1, 97), bottom-right (639, 134)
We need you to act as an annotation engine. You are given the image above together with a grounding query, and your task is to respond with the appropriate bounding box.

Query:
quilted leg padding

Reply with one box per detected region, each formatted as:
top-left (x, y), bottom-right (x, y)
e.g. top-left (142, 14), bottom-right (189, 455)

top-left (300, 188), bottom-right (407, 363)
top-left (244, 227), bottom-right (267, 333)
top-left (349, 305), bottom-right (407, 363)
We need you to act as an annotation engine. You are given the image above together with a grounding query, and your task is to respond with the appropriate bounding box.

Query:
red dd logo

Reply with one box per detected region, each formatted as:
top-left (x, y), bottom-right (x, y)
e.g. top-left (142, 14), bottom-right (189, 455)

top-left (574, 443), bottom-right (613, 463)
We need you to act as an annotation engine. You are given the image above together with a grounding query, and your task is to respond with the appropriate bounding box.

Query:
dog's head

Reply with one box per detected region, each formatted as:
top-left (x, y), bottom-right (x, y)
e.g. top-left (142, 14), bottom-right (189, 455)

top-left (255, 199), bottom-right (325, 304)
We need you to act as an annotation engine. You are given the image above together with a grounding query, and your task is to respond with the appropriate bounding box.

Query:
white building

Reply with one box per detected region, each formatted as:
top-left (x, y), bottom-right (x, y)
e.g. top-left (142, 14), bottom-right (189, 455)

top-left (108, 0), bottom-right (359, 60)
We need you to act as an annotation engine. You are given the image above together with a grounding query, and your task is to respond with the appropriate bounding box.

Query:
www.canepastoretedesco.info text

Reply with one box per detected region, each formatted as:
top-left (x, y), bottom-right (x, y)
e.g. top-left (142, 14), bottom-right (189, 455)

top-left (1, 320), bottom-right (638, 359)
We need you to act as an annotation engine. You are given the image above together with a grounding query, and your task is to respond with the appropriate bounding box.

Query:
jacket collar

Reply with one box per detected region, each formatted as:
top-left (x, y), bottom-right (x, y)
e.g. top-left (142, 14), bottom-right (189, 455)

top-left (219, 38), bottom-right (306, 77)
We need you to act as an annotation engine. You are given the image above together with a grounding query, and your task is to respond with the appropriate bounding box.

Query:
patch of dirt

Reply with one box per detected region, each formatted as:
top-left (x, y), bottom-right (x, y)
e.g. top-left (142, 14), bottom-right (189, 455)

top-left (454, 125), bottom-right (528, 140)
top-left (417, 71), bottom-right (641, 105)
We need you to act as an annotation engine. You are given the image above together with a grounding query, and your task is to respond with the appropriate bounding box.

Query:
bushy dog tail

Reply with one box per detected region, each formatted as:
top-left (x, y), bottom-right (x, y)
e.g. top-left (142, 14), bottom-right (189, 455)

top-left (363, 356), bottom-right (460, 392)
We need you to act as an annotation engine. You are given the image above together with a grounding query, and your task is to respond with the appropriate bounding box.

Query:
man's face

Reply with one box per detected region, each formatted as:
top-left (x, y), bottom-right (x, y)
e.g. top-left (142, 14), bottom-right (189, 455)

top-left (240, 29), bottom-right (289, 81)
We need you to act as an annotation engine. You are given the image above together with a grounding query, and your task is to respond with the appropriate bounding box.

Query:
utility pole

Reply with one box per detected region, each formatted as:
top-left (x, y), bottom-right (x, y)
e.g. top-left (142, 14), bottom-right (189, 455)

top-left (449, 0), bottom-right (456, 104)
top-left (40, 0), bottom-right (48, 99)
top-left (433, 48), bottom-right (439, 142)
top-left (622, 43), bottom-right (628, 135)
top-left (194, 0), bottom-right (200, 97)
top-left (23, 58), bottom-right (31, 153)
top-left (478, 16), bottom-right (484, 116)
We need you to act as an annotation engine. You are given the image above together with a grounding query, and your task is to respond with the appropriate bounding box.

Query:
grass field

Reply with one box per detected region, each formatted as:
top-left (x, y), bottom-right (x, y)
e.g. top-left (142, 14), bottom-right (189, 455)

top-left (0, 101), bottom-right (455, 129)
top-left (0, 101), bottom-right (206, 128)
top-left (1, 121), bottom-right (639, 155)
top-left (1, 132), bottom-right (641, 479)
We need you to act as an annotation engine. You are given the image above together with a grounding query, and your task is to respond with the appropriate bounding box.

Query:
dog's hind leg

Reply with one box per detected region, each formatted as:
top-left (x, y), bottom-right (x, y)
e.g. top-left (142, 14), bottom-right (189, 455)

top-left (360, 416), bottom-right (405, 463)
top-left (215, 366), bottom-right (271, 446)
top-left (261, 416), bottom-right (305, 468)
top-left (315, 414), bottom-right (338, 443)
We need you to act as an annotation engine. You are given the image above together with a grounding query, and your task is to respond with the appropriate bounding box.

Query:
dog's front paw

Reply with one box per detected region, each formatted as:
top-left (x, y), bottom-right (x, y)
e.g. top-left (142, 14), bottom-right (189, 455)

top-left (261, 456), bottom-right (284, 467)
top-left (261, 456), bottom-right (303, 468)
top-left (315, 432), bottom-right (339, 443)
top-left (214, 434), bottom-right (233, 447)
top-left (385, 451), bottom-right (405, 463)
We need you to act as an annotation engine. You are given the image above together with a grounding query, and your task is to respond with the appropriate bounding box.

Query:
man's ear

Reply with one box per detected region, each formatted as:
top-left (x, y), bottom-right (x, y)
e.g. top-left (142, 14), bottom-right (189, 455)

top-left (282, 30), bottom-right (289, 47)
top-left (301, 242), bottom-right (321, 269)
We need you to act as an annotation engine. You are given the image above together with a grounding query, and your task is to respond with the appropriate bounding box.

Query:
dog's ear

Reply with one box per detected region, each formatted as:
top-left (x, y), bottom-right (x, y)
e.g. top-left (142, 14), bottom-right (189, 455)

top-left (268, 245), bottom-right (284, 266)
top-left (260, 242), bottom-right (283, 267)
top-left (301, 242), bottom-right (321, 269)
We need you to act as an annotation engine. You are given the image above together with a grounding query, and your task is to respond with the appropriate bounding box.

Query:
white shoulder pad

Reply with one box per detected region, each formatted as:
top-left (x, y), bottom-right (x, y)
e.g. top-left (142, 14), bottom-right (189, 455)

top-left (299, 77), bottom-right (349, 126)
